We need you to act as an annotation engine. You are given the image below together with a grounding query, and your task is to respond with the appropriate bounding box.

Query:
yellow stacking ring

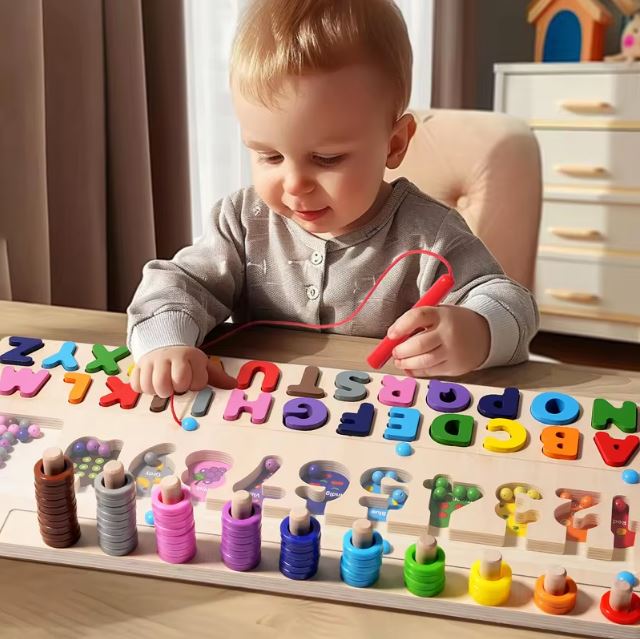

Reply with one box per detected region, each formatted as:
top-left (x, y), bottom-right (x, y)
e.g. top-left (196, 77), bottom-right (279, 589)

top-left (468, 559), bottom-right (512, 606)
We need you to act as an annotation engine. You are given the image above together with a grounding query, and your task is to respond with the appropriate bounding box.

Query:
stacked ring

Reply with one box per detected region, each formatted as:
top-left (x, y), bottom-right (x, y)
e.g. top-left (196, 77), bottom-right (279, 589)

top-left (468, 559), bottom-right (512, 606)
top-left (279, 515), bottom-right (321, 580)
top-left (403, 544), bottom-right (446, 597)
top-left (221, 500), bottom-right (262, 571)
top-left (340, 529), bottom-right (384, 588)
top-left (94, 471), bottom-right (138, 556)
top-left (34, 456), bottom-right (81, 548)
top-left (151, 485), bottom-right (196, 564)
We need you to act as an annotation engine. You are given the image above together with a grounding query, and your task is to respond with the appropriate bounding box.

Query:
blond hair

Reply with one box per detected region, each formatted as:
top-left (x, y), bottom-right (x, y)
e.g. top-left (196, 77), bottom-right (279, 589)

top-left (230, 0), bottom-right (413, 119)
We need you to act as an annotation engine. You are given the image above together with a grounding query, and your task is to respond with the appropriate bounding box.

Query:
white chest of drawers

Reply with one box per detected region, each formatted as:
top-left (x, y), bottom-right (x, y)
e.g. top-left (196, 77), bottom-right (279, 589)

top-left (494, 62), bottom-right (640, 343)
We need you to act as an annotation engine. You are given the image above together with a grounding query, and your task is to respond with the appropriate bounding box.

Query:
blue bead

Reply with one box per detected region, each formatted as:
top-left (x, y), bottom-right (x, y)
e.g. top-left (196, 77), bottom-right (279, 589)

top-left (395, 442), bottom-right (413, 456)
top-left (617, 571), bottom-right (637, 587)
top-left (391, 489), bottom-right (407, 504)
top-left (622, 469), bottom-right (640, 485)
top-left (307, 464), bottom-right (323, 480)
top-left (144, 510), bottom-right (155, 525)
top-left (382, 539), bottom-right (392, 554)
top-left (17, 427), bottom-right (30, 442)
top-left (371, 470), bottom-right (384, 485)
top-left (72, 441), bottom-right (86, 455)
top-left (385, 470), bottom-right (398, 481)
top-left (181, 417), bottom-right (199, 431)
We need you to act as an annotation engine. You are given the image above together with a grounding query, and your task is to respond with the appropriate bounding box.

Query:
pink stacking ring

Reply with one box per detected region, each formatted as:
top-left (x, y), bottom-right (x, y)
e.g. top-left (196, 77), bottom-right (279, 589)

top-left (151, 485), bottom-right (193, 517)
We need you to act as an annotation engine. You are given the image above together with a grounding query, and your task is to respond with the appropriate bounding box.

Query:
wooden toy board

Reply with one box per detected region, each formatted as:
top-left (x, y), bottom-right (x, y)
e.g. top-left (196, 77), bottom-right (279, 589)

top-left (0, 337), bottom-right (639, 638)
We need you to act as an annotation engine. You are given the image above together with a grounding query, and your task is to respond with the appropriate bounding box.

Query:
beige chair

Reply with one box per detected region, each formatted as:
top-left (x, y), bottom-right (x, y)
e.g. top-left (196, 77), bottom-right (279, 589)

top-left (387, 109), bottom-right (542, 290)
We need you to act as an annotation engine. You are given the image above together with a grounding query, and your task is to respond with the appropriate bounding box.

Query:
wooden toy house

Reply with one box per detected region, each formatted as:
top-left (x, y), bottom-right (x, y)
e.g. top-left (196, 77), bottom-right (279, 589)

top-left (527, 0), bottom-right (613, 62)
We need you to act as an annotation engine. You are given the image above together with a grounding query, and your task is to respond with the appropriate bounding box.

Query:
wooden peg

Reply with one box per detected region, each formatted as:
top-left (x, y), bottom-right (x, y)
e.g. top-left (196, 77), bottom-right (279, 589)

top-left (480, 549), bottom-right (502, 580)
top-left (352, 518), bottom-right (373, 549)
top-left (160, 476), bottom-right (183, 505)
top-left (231, 490), bottom-right (253, 519)
top-left (103, 460), bottom-right (125, 489)
top-left (611, 580), bottom-right (633, 611)
top-left (307, 485), bottom-right (326, 503)
top-left (42, 447), bottom-right (64, 476)
top-left (416, 533), bottom-right (438, 564)
top-left (544, 565), bottom-right (567, 596)
top-left (289, 507), bottom-right (310, 536)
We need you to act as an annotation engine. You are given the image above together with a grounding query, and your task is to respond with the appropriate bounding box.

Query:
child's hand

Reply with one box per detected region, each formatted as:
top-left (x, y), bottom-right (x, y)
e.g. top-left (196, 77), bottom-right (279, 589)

top-left (130, 346), bottom-right (237, 397)
top-left (388, 306), bottom-right (490, 378)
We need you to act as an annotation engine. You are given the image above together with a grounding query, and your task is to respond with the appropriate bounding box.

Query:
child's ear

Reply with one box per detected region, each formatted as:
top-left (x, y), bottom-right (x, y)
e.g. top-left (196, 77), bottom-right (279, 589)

top-left (386, 113), bottom-right (417, 170)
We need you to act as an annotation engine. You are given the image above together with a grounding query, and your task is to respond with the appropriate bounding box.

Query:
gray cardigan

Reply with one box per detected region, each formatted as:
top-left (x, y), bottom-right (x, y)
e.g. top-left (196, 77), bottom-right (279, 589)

top-left (127, 178), bottom-right (539, 367)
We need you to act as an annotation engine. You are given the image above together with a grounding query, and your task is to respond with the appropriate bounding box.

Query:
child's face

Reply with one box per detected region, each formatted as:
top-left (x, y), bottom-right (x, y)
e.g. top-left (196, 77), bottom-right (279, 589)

top-left (233, 64), bottom-right (407, 237)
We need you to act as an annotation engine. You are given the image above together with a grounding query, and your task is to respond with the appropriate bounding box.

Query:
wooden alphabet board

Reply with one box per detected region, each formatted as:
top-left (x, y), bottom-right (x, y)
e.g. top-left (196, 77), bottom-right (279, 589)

top-left (0, 337), bottom-right (639, 638)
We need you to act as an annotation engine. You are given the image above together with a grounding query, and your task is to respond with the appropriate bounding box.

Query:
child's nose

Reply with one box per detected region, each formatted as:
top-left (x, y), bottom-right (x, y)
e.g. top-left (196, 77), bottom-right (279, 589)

top-left (283, 170), bottom-right (315, 195)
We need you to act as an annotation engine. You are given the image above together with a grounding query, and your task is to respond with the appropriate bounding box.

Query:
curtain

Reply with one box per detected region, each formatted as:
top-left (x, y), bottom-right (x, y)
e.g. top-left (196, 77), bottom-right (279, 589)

top-left (431, 0), bottom-right (476, 109)
top-left (185, 0), bottom-right (434, 240)
top-left (0, 0), bottom-right (191, 311)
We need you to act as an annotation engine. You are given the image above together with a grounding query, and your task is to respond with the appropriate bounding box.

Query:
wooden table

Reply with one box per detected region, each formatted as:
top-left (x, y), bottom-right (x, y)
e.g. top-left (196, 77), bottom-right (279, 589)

top-left (1, 301), bottom-right (638, 639)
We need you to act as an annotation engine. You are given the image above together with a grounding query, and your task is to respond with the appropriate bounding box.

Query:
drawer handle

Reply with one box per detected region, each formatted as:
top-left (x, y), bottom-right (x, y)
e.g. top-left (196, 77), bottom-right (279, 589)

top-left (546, 289), bottom-right (600, 304)
top-left (558, 100), bottom-right (613, 114)
top-left (554, 164), bottom-right (608, 178)
top-left (548, 227), bottom-right (604, 241)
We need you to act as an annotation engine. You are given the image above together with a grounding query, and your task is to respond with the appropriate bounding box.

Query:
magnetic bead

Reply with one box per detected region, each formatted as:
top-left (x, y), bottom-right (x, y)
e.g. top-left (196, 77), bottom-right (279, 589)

top-left (622, 469), bottom-right (640, 485)
top-left (72, 441), bottom-right (86, 455)
top-left (143, 451), bottom-right (160, 466)
top-left (86, 439), bottom-right (99, 452)
top-left (27, 424), bottom-right (42, 438)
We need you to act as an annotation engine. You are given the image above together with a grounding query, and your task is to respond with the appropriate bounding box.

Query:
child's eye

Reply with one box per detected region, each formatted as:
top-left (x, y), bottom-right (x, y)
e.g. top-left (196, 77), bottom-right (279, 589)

top-left (257, 153), bottom-right (283, 164)
top-left (313, 154), bottom-right (345, 166)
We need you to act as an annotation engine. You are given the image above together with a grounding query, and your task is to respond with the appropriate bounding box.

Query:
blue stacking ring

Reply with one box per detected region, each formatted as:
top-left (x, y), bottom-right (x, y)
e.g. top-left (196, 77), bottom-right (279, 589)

top-left (279, 515), bottom-right (321, 581)
top-left (340, 529), bottom-right (383, 587)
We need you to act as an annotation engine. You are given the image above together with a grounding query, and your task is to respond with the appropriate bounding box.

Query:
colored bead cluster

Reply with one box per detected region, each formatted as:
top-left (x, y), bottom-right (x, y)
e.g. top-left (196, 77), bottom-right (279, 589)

top-left (279, 515), bottom-right (321, 580)
top-left (69, 438), bottom-right (115, 486)
top-left (340, 529), bottom-right (384, 588)
top-left (0, 415), bottom-right (43, 464)
top-left (220, 499), bottom-right (262, 571)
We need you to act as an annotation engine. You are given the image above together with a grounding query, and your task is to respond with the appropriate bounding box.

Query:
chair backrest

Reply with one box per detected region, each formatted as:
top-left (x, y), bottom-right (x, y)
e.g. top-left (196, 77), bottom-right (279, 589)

top-left (386, 109), bottom-right (542, 290)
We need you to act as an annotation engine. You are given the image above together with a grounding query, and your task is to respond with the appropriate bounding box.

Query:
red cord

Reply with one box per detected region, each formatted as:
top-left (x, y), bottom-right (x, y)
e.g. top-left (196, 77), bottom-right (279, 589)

top-left (169, 249), bottom-right (452, 425)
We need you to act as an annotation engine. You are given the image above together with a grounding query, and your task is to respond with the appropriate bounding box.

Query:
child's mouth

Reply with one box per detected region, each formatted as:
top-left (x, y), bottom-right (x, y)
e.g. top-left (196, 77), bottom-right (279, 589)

top-left (294, 207), bottom-right (329, 222)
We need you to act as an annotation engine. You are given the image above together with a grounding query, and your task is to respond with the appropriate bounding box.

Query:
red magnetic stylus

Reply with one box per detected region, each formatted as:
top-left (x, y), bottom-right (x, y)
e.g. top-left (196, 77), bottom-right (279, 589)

top-left (366, 272), bottom-right (455, 369)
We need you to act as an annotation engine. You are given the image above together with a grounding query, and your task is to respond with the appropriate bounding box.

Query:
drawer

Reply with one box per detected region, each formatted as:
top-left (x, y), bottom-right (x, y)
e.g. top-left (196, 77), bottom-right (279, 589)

top-left (500, 72), bottom-right (640, 125)
top-left (535, 255), bottom-right (640, 321)
top-left (535, 129), bottom-right (640, 191)
top-left (539, 199), bottom-right (640, 254)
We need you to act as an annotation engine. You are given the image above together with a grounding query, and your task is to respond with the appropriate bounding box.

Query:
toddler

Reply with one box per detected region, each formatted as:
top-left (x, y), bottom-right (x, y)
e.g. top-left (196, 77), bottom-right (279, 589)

top-left (127, 0), bottom-right (539, 398)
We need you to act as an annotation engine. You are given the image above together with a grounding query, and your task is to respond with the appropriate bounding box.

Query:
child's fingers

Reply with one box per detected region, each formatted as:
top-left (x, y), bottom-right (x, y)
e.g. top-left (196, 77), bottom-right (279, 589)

top-left (392, 328), bottom-right (441, 360)
top-left (171, 357), bottom-right (192, 394)
top-left (152, 358), bottom-right (173, 398)
top-left (206, 358), bottom-right (237, 389)
top-left (393, 344), bottom-right (446, 374)
top-left (387, 307), bottom-right (440, 340)
top-left (129, 366), bottom-right (141, 393)
top-left (189, 356), bottom-right (209, 391)
top-left (409, 360), bottom-right (456, 379)
top-left (139, 364), bottom-right (155, 396)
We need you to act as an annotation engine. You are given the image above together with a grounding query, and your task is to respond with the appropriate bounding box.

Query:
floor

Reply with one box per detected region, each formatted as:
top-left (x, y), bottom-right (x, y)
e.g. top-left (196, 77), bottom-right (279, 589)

top-left (531, 331), bottom-right (640, 372)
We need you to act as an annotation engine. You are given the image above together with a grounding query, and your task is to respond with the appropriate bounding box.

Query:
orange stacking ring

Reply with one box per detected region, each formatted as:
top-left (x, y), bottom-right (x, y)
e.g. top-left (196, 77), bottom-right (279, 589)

top-left (533, 574), bottom-right (577, 614)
